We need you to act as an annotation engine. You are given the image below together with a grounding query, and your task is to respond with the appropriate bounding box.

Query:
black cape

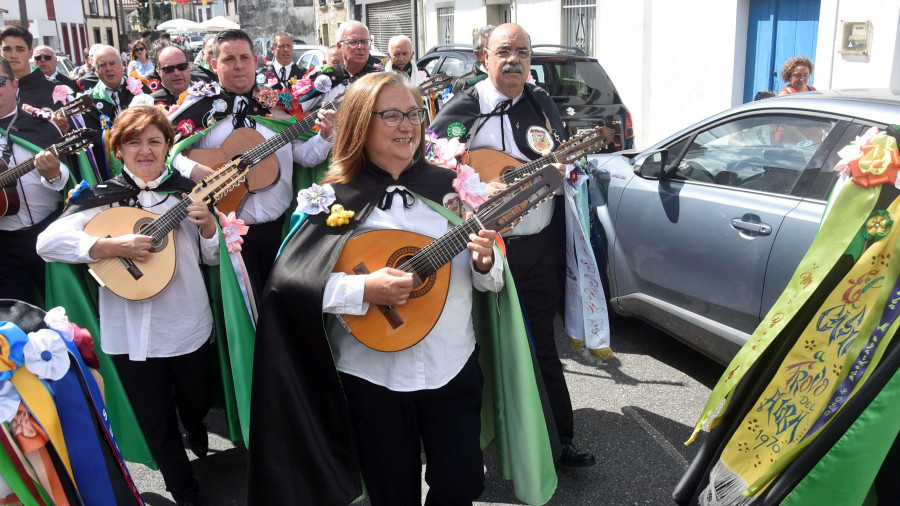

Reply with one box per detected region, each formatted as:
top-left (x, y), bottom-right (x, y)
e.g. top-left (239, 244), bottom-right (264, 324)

top-left (246, 159), bottom-right (455, 504)
top-left (0, 105), bottom-right (62, 150)
top-left (53, 72), bottom-right (78, 92)
top-left (17, 69), bottom-right (63, 111)
top-left (169, 86), bottom-right (270, 130)
top-left (431, 82), bottom-right (568, 159)
top-left (62, 167), bottom-right (196, 217)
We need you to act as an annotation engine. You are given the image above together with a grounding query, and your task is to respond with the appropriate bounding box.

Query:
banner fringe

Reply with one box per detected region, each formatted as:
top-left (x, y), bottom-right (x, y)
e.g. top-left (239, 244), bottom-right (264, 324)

top-left (699, 459), bottom-right (756, 506)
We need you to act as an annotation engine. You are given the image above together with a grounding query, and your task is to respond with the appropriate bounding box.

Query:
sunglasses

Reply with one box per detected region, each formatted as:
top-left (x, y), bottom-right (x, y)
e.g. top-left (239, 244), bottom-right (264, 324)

top-left (135, 47), bottom-right (146, 52)
top-left (33, 54), bottom-right (53, 61)
top-left (0, 76), bottom-right (10, 87)
top-left (160, 62), bottom-right (190, 74)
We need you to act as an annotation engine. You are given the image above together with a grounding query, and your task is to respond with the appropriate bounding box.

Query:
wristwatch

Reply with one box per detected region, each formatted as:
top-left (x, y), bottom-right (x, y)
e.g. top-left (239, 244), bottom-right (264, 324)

top-left (46, 173), bottom-right (62, 184)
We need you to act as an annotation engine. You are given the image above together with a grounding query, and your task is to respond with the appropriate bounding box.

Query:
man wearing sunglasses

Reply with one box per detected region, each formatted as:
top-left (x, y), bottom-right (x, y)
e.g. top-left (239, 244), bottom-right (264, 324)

top-left (0, 56), bottom-right (71, 306)
top-left (32, 45), bottom-right (78, 91)
top-left (432, 23), bottom-right (604, 471)
top-left (0, 25), bottom-right (61, 112)
top-left (149, 43), bottom-right (209, 107)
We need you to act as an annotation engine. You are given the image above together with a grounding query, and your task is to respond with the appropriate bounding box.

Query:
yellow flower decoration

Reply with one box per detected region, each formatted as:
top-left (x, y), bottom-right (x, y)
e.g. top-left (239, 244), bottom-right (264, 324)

top-left (326, 204), bottom-right (355, 227)
top-left (288, 76), bottom-right (298, 86)
top-left (850, 133), bottom-right (900, 187)
top-left (864, 210), bottom-right (892, 240)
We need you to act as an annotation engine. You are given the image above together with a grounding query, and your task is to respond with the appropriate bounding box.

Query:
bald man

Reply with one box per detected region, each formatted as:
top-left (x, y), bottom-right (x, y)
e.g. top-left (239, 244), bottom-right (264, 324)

top-left (384, 35), bottom-right (422, 85)
top-left (33, 45), bottom-right (78, 90)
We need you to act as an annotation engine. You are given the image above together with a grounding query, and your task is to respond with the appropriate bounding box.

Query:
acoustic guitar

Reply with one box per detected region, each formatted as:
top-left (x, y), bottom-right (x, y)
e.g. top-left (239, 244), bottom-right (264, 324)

top-left (464, 126), bottom-right (613, 183)
top-left (0, 128), bottom-right (98, 216)
top-left (83, 158), bottom-right (255, 301)
top-left (0, 95), bottom-right (96, 216)
top-left (182, 73), bottom-right (455, 216)
top-left (334, 163), bottom-right (564, 352)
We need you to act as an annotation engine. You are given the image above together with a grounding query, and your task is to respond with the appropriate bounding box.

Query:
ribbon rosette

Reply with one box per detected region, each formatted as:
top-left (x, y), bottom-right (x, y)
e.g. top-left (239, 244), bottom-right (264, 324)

top-left (864, 210), bottom-right (893, 240)
top-left (428, 136), bottom-right (466, 169)
top-left (288, 76), bottom-right (298, 86)
top-left (297, 183), bottom-right (336, 215)
top-left (453, 164), bottom-right (490, 209)
top-left (848, 133), bottom-right (900, 188)
top-left (130, 94), bottom-right (154, 107)
top-left (0, 321), bottom-right (28, 381)
top-left (148, 78), bottom-right (161, 92)
top-left (211, 98), bottom-right (228, 114)
top-left (65, 180), bottom-right (89, 205)
top-left (0, 382), bottom-right (21, 423)
top-left (278, 91), bottom-right (294, 110)
top-left (99, 114), bottom-right (111, 129)
top-left (52, 85), bottom-right (73, 104)
top-left (177, 119), bottom-right (196, 137)
top-left (255, 73), bottom-right (266, 85)
top-left (256, 87), bottom-right (279, 109)
top-left (314, 74), bottom-right (333, 93)
top-left (126, 76), bottom-right (143, 95)
top-left (189, 81), bottom-right (220, 98)
top-left (23, 329), bottom-right (69, 381)
top-left (218, 211), bottom-right (249, 253)
top-left (43, 307), bottom-right (74, 342)
top-left (292, 78), bottom-right (314, 96)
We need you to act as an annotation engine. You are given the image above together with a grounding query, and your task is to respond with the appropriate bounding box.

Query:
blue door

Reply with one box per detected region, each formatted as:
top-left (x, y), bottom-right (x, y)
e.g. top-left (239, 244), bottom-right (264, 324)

top-left (744, 0), bottom-right (820, 102)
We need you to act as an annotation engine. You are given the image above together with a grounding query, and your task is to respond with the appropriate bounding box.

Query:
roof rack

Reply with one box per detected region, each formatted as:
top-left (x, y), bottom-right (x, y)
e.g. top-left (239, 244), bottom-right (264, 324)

top-left (426, 43), bottom-right (474, 53)
top-left (531, 44), bottom-right (587, 56)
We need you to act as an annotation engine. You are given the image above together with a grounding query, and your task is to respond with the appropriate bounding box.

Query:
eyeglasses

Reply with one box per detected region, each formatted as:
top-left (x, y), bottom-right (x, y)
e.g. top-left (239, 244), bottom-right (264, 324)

top-left (0, 76), bottom-right (11, 88)
top-left (372, 108), bottom-right (428, 127)
top-left (33, 54), bottom-right (53, 61)
top-left (341, 38), bottom-right (371, 48)
top-left (160, 62), bottom-right (190, 74)
top-left (485, 47), bottom-right (532, 61)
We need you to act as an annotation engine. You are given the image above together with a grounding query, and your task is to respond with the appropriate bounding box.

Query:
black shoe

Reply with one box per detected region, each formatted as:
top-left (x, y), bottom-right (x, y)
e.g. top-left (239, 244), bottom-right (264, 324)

top-left (558, 442), bottom-right (596, 468)
top-left (186, 423), bottom-right (208, 459)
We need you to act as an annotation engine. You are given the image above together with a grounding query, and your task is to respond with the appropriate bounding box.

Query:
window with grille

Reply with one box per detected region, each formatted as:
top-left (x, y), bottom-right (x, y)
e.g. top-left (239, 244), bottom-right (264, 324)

top-left (562, 0), bottom-right (596, 56)
top-left (438, 7), bottom-right (454, 44)
top-left (366, 0), bottom-right (414, 53)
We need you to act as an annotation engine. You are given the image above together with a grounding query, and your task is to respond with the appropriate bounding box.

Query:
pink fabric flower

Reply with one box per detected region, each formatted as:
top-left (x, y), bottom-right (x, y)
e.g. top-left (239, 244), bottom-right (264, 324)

top-left (430, 137), bottom-right (466, 169)
top-left (292, 78), bottom-right (314, 95)
top-left (452, 164), bottom-right (490, 209)
top-left (218, 211), bottom-right (249, 253)
top-left (52, 85), bottom-right (73, 104)
top-left (177, 119), bottom-right (195, 137)
top-left (126, 76), bottom-right (143, 95)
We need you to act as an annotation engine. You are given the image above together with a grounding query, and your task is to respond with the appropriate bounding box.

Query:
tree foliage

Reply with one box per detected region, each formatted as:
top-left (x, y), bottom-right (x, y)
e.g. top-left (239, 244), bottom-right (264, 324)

top-left (135, 1), bottom-right (174, 30)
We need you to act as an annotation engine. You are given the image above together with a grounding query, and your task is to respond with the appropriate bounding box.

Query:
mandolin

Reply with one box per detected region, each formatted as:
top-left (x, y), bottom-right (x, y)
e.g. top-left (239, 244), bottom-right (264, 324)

top-left (334, 163), bottom-right (563, 352)
top-left (464, 126), bottom-right (613, 183)
top-left (183, 73), bottom-right (455, 216)
top-left (0, 128), bottom-right (98, 216)
top-left (83, 158), bottom-right (256, 301)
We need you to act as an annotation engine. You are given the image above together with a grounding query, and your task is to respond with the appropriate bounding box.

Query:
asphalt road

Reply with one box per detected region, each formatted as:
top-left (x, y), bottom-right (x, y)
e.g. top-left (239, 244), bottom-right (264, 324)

top-left (131, 315), bottom-right (726, 505)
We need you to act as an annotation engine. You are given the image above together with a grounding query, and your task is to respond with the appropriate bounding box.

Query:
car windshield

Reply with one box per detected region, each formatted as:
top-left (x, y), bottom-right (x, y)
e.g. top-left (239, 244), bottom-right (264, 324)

top-left (531, 59), bottom-right (618, 105)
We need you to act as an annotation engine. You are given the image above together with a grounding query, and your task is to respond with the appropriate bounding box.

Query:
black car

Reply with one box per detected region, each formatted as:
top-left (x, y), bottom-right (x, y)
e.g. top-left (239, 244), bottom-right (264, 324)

top-left (418, 44), bottom-right (634, 151)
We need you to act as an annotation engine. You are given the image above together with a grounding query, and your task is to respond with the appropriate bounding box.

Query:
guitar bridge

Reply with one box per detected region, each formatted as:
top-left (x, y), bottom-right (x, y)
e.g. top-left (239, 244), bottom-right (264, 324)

top-left (117, 256), bottom-right (144, 280)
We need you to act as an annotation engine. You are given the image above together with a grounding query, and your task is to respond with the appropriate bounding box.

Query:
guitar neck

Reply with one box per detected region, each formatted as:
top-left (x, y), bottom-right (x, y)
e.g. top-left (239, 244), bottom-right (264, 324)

top-left (400, 217), bottom-right (484, 280)
top-left (141, 197), bottom-right (194, 242)
top-left (0, 145), bottom-right (60, 187)
top-left (500, 153), bottom-right (560, 184)
top-left (241, 99), bottom-right (341, 165)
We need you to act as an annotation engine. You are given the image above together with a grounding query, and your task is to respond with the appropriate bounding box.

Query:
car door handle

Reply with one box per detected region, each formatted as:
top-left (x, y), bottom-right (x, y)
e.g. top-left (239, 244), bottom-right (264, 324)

top-left (731, 219), bottom-right (772, 235)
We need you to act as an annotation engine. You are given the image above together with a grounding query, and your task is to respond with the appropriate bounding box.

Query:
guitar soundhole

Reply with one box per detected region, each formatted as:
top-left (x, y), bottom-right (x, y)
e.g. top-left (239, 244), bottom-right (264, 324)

top-left (135, 217), bottom-right (168, 253)
top-left (388, 246), bottom-right (435, 299)
top-left (499, 165), bottom-right (517, 177)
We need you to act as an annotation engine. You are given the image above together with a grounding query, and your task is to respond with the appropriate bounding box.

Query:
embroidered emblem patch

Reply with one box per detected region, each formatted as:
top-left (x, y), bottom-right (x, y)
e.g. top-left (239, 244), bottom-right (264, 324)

top-left (443, 193), bottom-right (465, 219)
top-left (526, 125), bottom-right (554, 154)
top-left (447, 122), bottom-right (466, 139)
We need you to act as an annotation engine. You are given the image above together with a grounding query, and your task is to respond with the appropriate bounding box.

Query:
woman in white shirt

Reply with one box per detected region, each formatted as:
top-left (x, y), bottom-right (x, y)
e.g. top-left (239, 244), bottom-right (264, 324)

top-left (37, 106), bottom-right (217, 506)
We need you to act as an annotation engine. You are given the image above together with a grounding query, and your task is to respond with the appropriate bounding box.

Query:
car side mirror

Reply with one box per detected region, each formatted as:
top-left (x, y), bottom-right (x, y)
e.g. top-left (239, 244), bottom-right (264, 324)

top-left (634, 150), bottom-right (667, 180)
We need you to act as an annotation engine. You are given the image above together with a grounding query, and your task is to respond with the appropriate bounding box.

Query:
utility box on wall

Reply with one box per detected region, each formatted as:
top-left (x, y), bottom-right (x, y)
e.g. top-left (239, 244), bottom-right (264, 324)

top-left (838, 20), bottom-right (871, 57)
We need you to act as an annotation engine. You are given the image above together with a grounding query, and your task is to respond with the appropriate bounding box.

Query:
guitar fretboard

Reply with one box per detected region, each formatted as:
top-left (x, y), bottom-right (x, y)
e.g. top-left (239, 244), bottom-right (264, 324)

top-left (240, 100), bottom-right (341, 166)
top-left (140, 197), bottom-right (194, 242)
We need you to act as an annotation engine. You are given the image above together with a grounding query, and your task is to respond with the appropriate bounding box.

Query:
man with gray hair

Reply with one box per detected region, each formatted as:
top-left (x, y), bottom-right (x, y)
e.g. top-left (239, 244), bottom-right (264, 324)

top-left (258, 32), bottom-right (304, 90)
top-left (384, 34), bottom-right (422, 85)
top-left (336, 21), bottom-right (381, 79)
top-left (451, 24), bottom-right (494, 94)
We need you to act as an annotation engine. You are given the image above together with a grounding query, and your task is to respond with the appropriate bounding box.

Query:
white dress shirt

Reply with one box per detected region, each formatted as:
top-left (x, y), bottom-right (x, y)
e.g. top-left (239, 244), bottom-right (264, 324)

top-left (172, 95), bottom-right (333, 225)
top-left (323, 187), bottom-right (504, 392)
top-left (272, 61), bottom-right (295, 85)
top-left (469, 79), bottom-right (554, 236)
top-left (0, 125), bottom-right (70, 231)
top-left (36, 167), bottom-right (220, 361)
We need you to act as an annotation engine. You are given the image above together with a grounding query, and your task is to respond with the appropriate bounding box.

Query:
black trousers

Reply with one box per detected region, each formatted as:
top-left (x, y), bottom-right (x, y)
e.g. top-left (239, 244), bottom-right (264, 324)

top-left (111, 341), bottom-right (213, 502)
top-left (504, 198), bottom-right (575, 443)
top-left (241, 215), bottom-right (285, 300)
top-left (0, 208), bottom-right (61, 307)
top-left (339, 348), bottom-right (485, 506)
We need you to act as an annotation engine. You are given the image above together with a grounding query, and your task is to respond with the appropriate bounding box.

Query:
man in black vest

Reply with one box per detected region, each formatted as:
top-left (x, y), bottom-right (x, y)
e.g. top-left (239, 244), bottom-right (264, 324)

top-left (148, 42), bottom-right (212, 107)
top-left (257, 32), bottom-right (305, 90)
top-left (431, 22), bottom-right (596, 469)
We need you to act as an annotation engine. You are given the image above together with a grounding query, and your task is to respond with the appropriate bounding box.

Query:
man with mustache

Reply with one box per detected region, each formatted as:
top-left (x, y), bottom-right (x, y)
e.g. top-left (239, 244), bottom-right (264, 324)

top-left (431, 22), bottom-right (599, 469)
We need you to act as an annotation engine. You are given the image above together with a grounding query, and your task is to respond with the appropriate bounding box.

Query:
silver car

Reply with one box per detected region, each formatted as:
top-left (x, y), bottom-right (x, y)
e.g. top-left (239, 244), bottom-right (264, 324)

top-left (589, 89), bottom-right (900, 364)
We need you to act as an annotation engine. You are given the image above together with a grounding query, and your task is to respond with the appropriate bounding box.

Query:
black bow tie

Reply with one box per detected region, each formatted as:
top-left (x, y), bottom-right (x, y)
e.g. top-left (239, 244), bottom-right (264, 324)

top-left (378, 187), bottom-right (416, 210)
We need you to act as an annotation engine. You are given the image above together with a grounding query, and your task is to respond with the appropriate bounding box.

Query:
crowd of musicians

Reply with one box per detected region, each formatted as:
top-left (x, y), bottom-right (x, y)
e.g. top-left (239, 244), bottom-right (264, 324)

top-left (0, 20), bottom-right (609, 506)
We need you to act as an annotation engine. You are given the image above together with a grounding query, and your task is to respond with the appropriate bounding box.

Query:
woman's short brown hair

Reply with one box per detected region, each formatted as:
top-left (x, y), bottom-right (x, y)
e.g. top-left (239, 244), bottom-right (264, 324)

top-left (323, 72), bottom-right (425, 184)
top-left (108, 106), bottom-right (175, 156)
top-left (781, 56), bottom-right (814, 83)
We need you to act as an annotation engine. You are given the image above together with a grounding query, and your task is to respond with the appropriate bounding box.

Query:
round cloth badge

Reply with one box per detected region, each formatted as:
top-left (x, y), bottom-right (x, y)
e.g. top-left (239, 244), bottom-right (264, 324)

top-left (447, 122), bottom-right (467, 139)
top-left (526, 125), bottom-right (554, 155)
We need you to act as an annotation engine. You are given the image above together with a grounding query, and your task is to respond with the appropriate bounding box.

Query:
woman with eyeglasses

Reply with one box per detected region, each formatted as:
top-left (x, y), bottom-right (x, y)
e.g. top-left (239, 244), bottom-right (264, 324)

top-left (127, 41), bottom-right (154, 78)
top-left (248, 71), bottom-right (556, 505)
top-left (778, 56), bottom-right (816, 95)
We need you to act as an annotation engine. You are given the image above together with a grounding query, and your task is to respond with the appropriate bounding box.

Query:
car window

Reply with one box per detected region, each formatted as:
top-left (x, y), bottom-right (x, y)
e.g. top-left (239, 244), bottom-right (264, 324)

top-left (532, 59), bottom-right (617, 105)
top-left (671, 115), bottom-right (838, 196)
top-left (437, 57), bottom-right (467, 78)
top-left (420, 56), bottom-right (441, 76)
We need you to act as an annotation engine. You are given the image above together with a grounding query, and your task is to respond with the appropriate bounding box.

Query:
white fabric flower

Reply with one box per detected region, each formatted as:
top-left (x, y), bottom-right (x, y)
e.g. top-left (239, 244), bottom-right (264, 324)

top-left (24, 329), bottom-right (69, 381)
top-left (314, 74), bottom-right (333, 93)
top-left (0, 382), bottom-right (21, 423)
top-left (130, 93), bottom-right (155, 107)
top-left (296, 183), bottom-right (336, 215)
top-left (44, 306), bottom-right (74, 342)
